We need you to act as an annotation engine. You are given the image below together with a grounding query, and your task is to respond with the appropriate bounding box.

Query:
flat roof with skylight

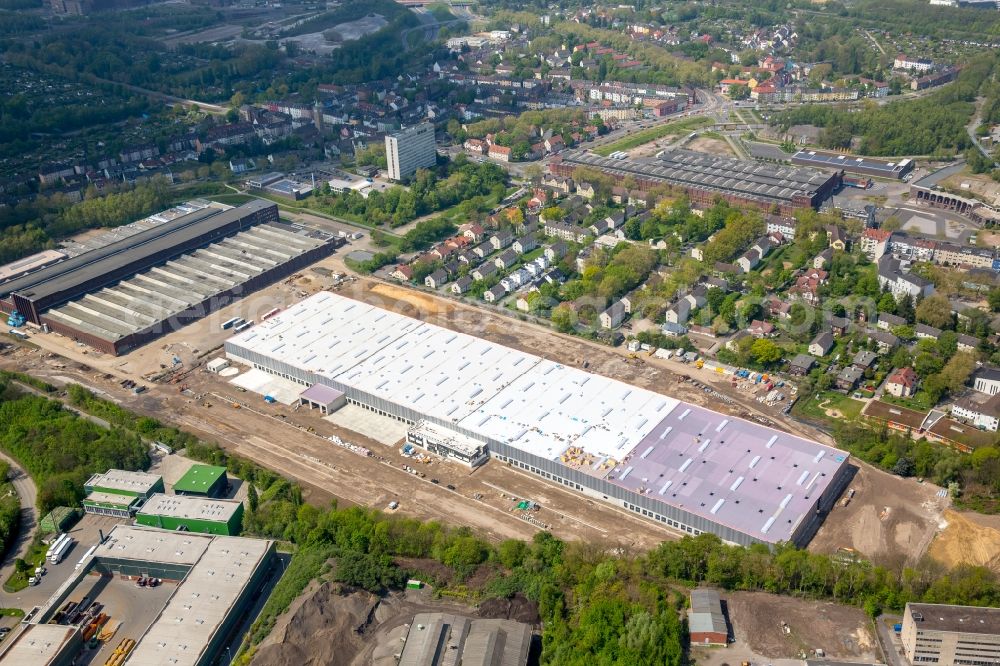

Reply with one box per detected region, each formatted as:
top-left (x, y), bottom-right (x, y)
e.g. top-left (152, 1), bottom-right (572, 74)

top-left (137, 494), bottom-right (243, 523)
top-left (226, 292), bottom-right (851, 546)
top-left (173, 464), bottom-right (227, 495)
top-left (84, 469), bottom-right (162, 496)
top-left (25, 524), bottom-right (274, 666)
top-left (0, 623), bottom-right (80, 666)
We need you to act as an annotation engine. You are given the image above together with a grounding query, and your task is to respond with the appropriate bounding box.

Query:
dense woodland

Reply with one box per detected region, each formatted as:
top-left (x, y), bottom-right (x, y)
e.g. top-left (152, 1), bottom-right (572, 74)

top-left (0, 377), bottom-right (149, 513)
top-left (312, 158), bottom-right (507, 228)
top-left (0, 178), bottom-right (173, 265)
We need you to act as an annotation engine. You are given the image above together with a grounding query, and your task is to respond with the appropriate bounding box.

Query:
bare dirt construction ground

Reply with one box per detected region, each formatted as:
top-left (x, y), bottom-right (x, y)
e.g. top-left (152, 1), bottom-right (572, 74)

top-left (687, 135), bottom-right (735, 157)
top-left (717, 591), bottom-right (877, 662)
top-left (160, 24), bottom-right (244, 48)
top-left (250, 580), bottom-right (532, 666)
top-left (928, 510), bottom-right (1000, 572)
top-left (2, 258), bottom-right (863, 554)
top-left (330, 14), bottom-right (388, 40)
top-left (942, 169), bottom-right (1000, 207)
top-left (807, 464), bottom-right (949, 567)
top-left (980, 229), bottom-right (1000, 248)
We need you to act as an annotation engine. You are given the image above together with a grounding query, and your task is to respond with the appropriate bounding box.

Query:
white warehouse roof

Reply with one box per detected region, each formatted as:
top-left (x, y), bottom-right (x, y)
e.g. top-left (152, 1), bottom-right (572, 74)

top-left (228, 292), bottom-right (670, 461)
top-left (226, 293), bottom-right (849, 544)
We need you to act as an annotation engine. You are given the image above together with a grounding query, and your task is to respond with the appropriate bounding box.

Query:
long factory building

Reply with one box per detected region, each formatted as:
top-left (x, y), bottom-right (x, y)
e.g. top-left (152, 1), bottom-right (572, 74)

top-left (0, 200), bottom-right (344, 355)
top-left (550, 149), bottom-right (842, 217)
top-left (791, 149), bottom-right (914, 180)
top-left (225, 292), bottom-right (852, 547)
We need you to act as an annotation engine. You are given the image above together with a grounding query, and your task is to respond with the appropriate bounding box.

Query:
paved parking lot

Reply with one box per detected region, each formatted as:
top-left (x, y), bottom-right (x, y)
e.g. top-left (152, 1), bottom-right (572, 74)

top-left (0, 514), bottom-right (124, 612)
top-left (325, 404), bottom-right (408, 446)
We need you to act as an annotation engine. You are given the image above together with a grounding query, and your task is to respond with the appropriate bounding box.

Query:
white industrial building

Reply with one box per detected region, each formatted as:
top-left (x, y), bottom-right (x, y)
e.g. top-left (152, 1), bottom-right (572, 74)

top-left (225, 293), bottom-right (851, 547)
top-left (8, 525), bottom-right (275, 666)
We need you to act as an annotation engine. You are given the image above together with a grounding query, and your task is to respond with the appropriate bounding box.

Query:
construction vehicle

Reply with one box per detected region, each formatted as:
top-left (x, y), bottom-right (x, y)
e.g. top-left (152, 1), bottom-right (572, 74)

top-left (97, 620), bottom-right (120, 642)
top-left (104, 638), bottom-right (136, 666)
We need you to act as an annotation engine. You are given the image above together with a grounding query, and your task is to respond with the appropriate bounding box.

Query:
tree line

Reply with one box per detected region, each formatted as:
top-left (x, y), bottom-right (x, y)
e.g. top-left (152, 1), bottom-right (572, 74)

top-left (0, 461), bottom-right (21, 566)
top-left (312, 158), bottom-right (507, 229)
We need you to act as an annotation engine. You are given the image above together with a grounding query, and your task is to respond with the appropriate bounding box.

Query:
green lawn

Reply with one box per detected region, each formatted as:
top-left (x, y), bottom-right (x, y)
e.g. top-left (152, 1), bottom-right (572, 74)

top-left (594, 117), bottom-right (713, 156)
top-left (794, 391), bottom-right (865, 424)
top-left (881, 390), bottom-right (935, 412)
top-left (3, 539), bottom-right (48, 593)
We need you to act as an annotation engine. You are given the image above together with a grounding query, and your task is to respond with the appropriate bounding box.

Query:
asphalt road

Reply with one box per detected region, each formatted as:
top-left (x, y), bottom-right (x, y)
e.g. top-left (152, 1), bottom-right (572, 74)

top-left (874, 615), bottom-right (907, 666)
top-left (0, 450), bottom-right (37, 590)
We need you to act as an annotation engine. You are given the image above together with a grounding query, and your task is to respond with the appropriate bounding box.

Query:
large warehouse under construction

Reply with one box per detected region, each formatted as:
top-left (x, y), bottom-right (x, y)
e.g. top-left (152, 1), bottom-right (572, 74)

top-left (225, 292), bottom-right (851, 547)
top-left (0, 200), bottom-right (343, 355)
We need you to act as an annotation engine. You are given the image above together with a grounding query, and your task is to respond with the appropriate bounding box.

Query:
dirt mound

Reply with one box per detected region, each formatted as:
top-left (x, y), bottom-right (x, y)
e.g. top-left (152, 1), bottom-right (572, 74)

top-left (370, 283), bottom-right (455, 317)
top-left (251, 582), bottom-right (378, 666)
top-left (478, 594), bottom-right (540, 624)
top-left (928, 510), bottom-right (1000, 571)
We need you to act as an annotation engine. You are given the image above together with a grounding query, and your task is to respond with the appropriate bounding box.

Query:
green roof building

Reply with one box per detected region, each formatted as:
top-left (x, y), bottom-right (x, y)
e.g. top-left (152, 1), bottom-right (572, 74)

top-left (83, 469), bottom-right (164, 518)
top-left (173, 464), bottom-right (229, 498)
top-left (135, 494), bottom-right (244, 536)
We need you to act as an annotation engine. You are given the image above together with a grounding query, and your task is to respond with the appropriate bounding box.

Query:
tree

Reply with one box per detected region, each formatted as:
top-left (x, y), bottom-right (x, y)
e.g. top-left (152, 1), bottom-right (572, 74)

top-left (892, 457), bottom-right (916, 477)
top-left (936, 331), bottom-right (958, 359)
top-left (750, 338), bottom-right (782, 366)
top-left (551, 304), bottom-right (576, 333)
top-left (542, 206), bottom-right (565, 221)
top-left (914, 352), bottom-right (943, 378)
top-left (939, 351), bottom-right (977, 394)
top-left (988, 288), bottom-right (1000, 313)
top-left (923, 373), bottom-right (949, 404)
top-left (247, 483), bottom-right (259, 513)
top-left (916, 294), bottom-right (953, 330)
top-left (334, 550), bottom-right (402, 593)
top-left (877, 292), bottom-right (897, 314)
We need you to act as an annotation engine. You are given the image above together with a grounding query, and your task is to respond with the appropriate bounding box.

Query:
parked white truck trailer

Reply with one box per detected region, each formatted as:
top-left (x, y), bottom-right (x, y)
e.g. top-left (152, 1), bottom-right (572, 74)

top-left (49, 535), bottom-right (74, 564)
